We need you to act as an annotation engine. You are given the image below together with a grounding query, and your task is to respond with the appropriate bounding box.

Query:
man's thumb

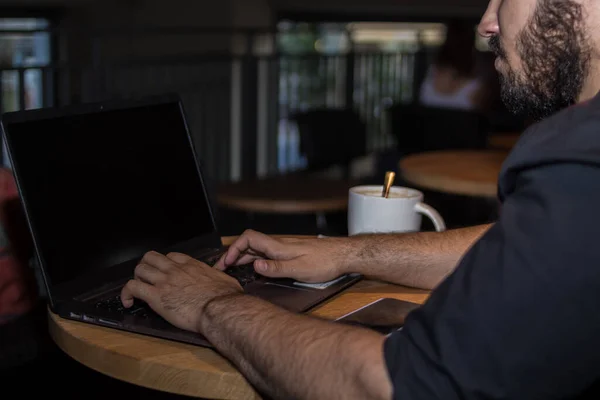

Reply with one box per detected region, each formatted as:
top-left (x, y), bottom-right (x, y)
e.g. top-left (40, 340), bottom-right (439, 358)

top-left (254, 259), bottom-right (292, 278)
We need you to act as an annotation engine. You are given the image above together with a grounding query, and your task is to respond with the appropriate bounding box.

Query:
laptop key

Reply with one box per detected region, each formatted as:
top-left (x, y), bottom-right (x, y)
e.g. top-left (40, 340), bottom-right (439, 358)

top-left (202, 252), bottom-right (224, 267)
top-left (196, 251), bottom-right (258, 286)
top-left (225, 264), bottom-right (259, 286)
top-left (95, 295), bottom-right (154, 318)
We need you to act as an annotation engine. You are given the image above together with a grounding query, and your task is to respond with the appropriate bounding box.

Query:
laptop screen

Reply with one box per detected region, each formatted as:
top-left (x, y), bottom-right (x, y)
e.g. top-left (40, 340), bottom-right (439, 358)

top-left (4, 100), bottom-right (216, 286)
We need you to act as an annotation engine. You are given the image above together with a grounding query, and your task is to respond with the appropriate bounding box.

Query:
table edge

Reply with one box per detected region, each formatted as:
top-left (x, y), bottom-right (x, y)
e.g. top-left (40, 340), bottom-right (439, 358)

top-left (217, 194), bottom-right (349, 214)
top-left (400, 169), bottom-right (498, 197)
top-left (48, 309), bottom-right (260, 399)
top-left (398, 150), bottom-right (504, 198)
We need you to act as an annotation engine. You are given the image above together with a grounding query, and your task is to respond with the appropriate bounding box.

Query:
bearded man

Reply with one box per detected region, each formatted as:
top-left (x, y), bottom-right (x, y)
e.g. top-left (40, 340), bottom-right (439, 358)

top-left (120, 1), bottom-right (600, 398)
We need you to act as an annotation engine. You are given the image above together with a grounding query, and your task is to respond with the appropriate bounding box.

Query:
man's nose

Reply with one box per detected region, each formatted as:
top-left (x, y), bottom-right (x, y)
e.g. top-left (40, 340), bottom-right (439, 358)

top-left (478, 0), bottom-right (500, 38)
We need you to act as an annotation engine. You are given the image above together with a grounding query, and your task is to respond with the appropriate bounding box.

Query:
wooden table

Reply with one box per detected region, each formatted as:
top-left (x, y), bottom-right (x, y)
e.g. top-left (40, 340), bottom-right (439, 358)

top-left (49, 236), bottom-right (429, 399)
top-left (488, 132), bottom-right (521, 150)
top-left (399, 150), bottom-right (508, 198)
top-left (217, 176), bottom-right (361, 214)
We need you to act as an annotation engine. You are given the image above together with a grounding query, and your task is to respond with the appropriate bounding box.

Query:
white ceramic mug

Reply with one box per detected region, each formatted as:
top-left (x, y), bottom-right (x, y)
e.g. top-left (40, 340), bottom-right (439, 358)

top-left (348, 185), bottom-right (446, 235)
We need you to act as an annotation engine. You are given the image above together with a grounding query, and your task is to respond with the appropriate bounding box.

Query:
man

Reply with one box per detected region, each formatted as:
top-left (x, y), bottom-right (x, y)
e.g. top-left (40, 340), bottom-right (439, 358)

top-left (121, 0), bottom-right (600, 398)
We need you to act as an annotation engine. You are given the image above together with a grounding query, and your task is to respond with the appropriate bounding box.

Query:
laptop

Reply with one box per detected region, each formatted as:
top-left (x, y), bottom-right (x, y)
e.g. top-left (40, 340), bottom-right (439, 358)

top-left (0, 94), bottom-right (361, 347)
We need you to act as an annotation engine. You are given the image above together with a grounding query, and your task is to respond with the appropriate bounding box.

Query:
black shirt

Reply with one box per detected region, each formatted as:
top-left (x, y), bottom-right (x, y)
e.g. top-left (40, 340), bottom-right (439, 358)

top-left (384, 94), bottom-right (600, 399)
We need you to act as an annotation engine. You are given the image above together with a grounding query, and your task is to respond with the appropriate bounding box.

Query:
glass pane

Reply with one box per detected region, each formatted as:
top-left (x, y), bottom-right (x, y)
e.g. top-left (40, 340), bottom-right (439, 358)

top-left (0, 19), bottom-right (51, 67)
top-left (2, 70), bottom-right (19, 112)
top-left (349, 22), bottom-right (446, 52)
top-left (0, 18), bottom-right (49, 30)
top-left (11, 33), bottom-right (50, 67)
top-left (25, 68), bottom-right (42, 109)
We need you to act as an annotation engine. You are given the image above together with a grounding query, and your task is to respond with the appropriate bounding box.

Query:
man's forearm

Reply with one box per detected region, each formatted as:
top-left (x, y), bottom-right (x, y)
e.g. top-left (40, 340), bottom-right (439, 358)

top-left (345, 223), bottom-right (492, 290)
top-left (200, 294), bottom-right (392, 400)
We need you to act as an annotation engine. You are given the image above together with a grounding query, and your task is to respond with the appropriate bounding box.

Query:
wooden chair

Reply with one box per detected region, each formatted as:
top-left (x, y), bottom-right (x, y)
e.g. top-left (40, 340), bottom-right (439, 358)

top-left (293, 107), bottom-right (367, 178)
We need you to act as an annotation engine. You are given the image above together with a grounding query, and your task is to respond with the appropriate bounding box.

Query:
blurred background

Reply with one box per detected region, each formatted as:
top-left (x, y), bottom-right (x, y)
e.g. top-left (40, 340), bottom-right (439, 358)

top-left (0, 0), bottom-right (526, 396)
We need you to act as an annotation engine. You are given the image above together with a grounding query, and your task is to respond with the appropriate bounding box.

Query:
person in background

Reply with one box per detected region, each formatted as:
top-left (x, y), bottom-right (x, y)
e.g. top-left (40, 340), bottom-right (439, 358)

top-left (418, 19), bottom-right (490, 111)
top-left (121, 0), bottom-right (600, 399)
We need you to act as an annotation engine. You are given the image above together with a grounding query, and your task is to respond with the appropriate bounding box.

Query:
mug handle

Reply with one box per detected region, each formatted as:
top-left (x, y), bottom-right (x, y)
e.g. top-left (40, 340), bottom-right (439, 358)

top-left (415, 202), bottom-right (446, 232)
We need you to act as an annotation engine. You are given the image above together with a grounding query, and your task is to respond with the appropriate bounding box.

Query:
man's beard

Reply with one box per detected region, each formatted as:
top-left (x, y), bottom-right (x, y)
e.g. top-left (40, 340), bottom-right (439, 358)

top-left (488, 0), bottom-right (591, 121)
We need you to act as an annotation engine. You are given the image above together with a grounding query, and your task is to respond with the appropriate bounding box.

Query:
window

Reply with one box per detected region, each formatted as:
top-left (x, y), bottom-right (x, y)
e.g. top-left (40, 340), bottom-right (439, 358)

top-left (0, 18), bottom-right (52, 113)
top-left (0, 17), bottom-right (52, 168)
top-left (275, 20), bottom-right (490, 172)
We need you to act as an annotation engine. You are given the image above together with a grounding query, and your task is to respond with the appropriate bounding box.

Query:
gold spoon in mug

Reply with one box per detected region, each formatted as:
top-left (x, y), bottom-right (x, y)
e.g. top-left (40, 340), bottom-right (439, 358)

top-left (382, 171), bottom-right (396, 198)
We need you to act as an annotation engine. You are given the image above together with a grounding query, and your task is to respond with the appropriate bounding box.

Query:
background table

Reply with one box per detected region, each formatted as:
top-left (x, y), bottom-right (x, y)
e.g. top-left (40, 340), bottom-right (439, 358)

top-left (217, 176), bottom-right (361, 214)
top-left (399, 150), bottom-right (508, 198)
top-left (49, 236), bottom-right (429, 400)
top-left (488, 132), bottom-right (521, 150)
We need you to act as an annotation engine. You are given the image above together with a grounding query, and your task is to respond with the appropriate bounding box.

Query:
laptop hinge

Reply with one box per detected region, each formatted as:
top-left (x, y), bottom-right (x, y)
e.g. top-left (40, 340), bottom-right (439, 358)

top-left (73, 276), bottom-right (130, 302)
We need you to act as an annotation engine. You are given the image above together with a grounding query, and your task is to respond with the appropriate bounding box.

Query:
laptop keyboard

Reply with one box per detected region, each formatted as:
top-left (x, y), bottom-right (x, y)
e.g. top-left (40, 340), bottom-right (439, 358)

top-left (95, 295), bottom-right (155, 318)
top-left (223, 264), bottom-right (259, 286)
top-left (202, 251), bottom-right (259, 287)
top-left (93, 252), bottom-right (259, 317)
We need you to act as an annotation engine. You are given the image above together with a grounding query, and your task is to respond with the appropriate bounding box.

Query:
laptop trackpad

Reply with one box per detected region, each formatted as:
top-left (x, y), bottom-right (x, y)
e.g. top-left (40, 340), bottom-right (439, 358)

top-left (247, 283), bottom-right (314, 312)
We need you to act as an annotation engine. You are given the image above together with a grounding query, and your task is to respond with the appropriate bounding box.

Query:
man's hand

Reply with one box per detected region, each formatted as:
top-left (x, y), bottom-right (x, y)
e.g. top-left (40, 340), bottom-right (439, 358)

top-left (214, 230), bottom-right (352, 283)
top-left (120, 251), bottom-right (243, 333)
top-left (216, 225), bottom-right (492, 290)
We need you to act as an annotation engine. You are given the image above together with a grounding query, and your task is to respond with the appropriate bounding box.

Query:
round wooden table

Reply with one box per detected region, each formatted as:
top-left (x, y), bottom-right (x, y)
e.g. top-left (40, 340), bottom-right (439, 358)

top-left (48, 236), bottom-right (430, 399)
top-left (399, 150), bottom-right (508, 198)
top-left (217, 176), bottom-right (361, 214)
top-left (488, 132), bottom-right (521, 150)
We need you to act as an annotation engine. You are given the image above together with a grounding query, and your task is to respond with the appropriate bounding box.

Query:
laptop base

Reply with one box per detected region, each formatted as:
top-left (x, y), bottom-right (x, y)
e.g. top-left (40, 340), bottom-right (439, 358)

top-left (55, 274), bottom-right (362, 348)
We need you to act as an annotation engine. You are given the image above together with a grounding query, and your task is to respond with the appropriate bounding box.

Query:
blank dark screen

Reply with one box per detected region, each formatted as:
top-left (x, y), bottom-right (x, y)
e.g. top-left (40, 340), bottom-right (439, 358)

top-left (5, 102), bottom-right (215, 285)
